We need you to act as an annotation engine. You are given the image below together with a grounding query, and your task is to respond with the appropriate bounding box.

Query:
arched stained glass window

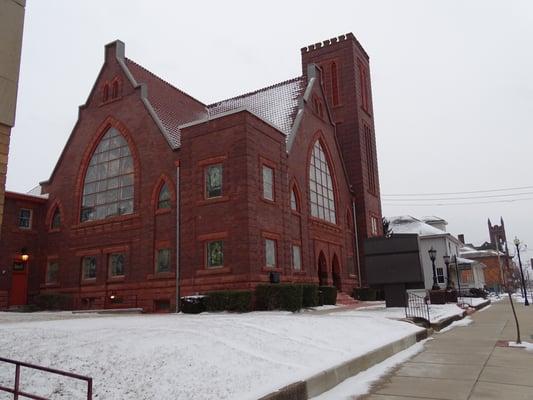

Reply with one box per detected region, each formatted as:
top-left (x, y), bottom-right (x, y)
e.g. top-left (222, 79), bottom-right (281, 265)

top-left (51, 207), bottom-right (61, 229)
top-left (157, 182), bottom-right (171, 209)
top-left (290, 188), bottom-right (299, 211)
top-left (309, 141), bottom-right (336, 223)
top-left (81, 127), bottom-right (134, 222)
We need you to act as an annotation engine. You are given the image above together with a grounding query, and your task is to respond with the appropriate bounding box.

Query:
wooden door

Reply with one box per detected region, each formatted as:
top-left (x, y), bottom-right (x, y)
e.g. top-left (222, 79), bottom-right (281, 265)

top-left (10, 261), bottom-right (28, 306)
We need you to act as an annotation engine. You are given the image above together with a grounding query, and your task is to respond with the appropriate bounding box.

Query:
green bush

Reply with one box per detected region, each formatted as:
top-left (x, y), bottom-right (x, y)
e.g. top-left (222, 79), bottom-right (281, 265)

top-left (255, 284), bottom-right (303, 312)
top-left (353, 287), bottom-right (377, 301)
top-left (301, 284), bottom-right (319, 308)
top-left (31, 293), bottom-right (72, 310)
top-left (205, 291), bottom-right (253, 313)
top-left (320, 286), bottom-right (337, 305)
top-left (180, 296), bottom-right (206, 314)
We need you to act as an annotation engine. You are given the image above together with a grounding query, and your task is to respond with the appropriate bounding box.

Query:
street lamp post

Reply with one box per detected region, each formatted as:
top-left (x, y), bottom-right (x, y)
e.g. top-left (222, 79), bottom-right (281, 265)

top-left (428, 247), bottom-right (439, 290)
top-left (513, 237), bottom-right (529, 306)
top-left (443, 254), bottom-right (451, 290)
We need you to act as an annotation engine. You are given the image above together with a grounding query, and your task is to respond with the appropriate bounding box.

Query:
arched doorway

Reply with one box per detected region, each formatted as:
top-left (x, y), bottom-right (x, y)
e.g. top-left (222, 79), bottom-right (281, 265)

top-left (332, 254), bottom-right (342, 291)
top-left (318, 252), bottom-right (328, 286)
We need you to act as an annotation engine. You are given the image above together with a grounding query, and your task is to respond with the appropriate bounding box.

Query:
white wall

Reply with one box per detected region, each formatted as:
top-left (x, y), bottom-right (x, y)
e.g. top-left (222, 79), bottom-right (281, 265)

top-left (419, 235), bottom-right (461, 290)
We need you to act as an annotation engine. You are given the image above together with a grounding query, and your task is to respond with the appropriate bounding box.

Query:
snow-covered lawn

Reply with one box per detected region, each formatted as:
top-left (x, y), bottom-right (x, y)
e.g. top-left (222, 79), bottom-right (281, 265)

top-left (0, 311), bottom-right (423, 400)
top-left (345, 303), bottom-right (464, 323)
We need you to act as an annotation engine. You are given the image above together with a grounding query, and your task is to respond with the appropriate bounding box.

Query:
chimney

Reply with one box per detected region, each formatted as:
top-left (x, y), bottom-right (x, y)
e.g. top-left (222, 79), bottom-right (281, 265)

top-left (458, 234), bottom-right (465, 244)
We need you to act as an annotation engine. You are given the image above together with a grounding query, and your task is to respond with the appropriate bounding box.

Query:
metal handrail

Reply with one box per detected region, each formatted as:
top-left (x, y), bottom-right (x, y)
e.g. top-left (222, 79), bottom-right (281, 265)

top-left (0, 356), bottom-right (92, 400)
top-left (405, 291), bottom-right (430, 323)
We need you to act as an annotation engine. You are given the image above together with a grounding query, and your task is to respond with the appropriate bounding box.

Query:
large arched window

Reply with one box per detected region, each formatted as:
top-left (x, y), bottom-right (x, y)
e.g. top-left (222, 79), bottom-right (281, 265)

top-left (81, 127), bottom-right (134, 222)
top-left (309, 140), bottom-right (336, 223)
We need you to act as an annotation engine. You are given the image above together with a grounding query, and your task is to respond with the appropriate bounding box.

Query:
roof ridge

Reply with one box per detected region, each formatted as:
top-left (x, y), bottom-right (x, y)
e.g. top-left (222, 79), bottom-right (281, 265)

top-left (125, 58), bottom-right (206, 106)
top-left (208, 76), bottom-right (304, 107)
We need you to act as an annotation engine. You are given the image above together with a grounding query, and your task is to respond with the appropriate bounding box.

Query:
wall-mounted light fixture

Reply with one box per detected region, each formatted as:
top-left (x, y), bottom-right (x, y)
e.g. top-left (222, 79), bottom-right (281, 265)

top-left (20, 247), bottom-right (29, 262)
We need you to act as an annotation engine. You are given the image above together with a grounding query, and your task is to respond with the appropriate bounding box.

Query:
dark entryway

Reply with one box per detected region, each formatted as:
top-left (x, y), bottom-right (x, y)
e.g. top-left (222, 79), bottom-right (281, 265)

top-left (318, 252), bottom-right (328, 286)
top-left (332, 254), bottom-right (341, 291)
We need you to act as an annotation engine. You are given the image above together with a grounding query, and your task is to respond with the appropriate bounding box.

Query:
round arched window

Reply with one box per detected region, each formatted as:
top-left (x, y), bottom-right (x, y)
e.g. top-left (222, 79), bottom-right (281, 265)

top-left (81, 127), bottom-right (134, 222)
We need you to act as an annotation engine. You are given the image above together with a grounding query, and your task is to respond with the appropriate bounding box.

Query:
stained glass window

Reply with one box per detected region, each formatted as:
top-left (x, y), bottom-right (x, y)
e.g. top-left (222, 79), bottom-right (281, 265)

top-left (309, 141), bottom-right (336, 223)
top-left (207, 241), bottom-right (224, 268)
top-left (51, 208), bottom-right (61, 229)
top-left (205, 164), bottom-right (222, 198)
top-left (109, 253), bottom-right (125, 277)
top-left (262, 165), bottom-right (274, 201)
top-left (156, 248), bottom-right (171, 273)
top-left (290, 189), bottom-right (298, 211)
top-left (81, 127), bottom-right (134, 222)
top-left (265, 239), bottom-right (276, 268)
top-left (158, 183), bottom-right (171, 209)
top-left (46, 261), bottom-right (59, 284)
top-left (292, 245), bottom-right (301, 271)
top-left (82, 256), bottom-right (97, 280)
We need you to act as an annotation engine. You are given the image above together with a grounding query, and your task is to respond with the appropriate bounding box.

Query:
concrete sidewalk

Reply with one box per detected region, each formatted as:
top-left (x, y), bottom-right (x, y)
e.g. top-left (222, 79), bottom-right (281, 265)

top-left (362, 297), bottom-right (533, 400)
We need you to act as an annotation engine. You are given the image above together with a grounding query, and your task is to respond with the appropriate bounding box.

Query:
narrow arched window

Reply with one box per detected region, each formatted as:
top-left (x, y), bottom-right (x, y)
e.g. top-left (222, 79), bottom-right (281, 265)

top-left (81, 127), bottom-right (134, 222)
top-left (51, 207), bottom-right (61, 229)
top-left (157, 182), bottom-right (171, 209)
top-left (112, 80), bottom-right (119, 98)
top-left (331, 62), bottom-right (339, 106)
top-left (290, 188), bottom-right (299, 211)
top-left (309, 141), bottom-right (336, 223)
top-left (103, 84), bottom-right (109, 102)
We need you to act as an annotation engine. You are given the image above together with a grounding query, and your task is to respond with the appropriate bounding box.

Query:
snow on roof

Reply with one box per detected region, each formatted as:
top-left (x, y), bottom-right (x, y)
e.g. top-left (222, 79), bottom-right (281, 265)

top-left (207, 77), bottom-right (306, 139)
top-left (125, 58), bottom-right (208, 148)
top-left (388, 215), bottom-right (445, 236)
top-left (457, 257), bottom-right (475, 265)
top-left (421, 216), bottom-right (447, 224)
top-left (460, 246), bottom-right (504, 258)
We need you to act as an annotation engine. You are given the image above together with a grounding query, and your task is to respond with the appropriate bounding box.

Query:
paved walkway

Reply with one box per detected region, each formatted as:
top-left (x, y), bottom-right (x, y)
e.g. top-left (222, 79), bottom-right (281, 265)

top-left (362, 297), bottom-right (533, 400)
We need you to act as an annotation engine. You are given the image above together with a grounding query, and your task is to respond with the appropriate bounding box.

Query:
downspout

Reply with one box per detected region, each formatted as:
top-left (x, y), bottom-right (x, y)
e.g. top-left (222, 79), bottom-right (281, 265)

top-left (175, 164), bottom-right (180, 312)
top-left (352, 200), bottom-right (362, 287)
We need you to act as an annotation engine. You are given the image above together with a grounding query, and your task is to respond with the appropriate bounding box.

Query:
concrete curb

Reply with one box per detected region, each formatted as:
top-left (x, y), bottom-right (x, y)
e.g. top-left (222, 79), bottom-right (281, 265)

top-left (431, 312), bottom-right (466, 331)
top-left (258, 331), bottom-right (422, 400)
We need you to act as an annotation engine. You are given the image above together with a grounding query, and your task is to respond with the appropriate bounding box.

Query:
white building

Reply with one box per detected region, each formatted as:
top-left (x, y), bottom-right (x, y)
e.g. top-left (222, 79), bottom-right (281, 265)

top-left (389, 216), bottom-right (485, 290)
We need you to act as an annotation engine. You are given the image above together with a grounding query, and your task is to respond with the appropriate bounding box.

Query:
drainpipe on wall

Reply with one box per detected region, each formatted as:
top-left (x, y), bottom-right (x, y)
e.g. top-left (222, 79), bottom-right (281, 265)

top-left (175, 164), bottom-right (180, 312)
top-left (352, 200), bottom-right (362, 287)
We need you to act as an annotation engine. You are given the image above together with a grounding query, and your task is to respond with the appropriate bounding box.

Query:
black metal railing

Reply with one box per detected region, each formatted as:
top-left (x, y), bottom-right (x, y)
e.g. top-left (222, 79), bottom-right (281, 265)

top-left (405, 291), bottom-right (430, 323)
top-left (0, 356), bottom-right (92, 399)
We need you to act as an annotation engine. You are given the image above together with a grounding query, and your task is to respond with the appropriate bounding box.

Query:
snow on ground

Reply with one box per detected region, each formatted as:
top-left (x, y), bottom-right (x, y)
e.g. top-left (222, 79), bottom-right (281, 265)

top-left (0, 311), bottom-right (423, 400)
top-left (310, 339), bottom-right (430, 400)
top-left (344, 303), bottom-right (464, 323)
top-left (437, 317), bottom-right (473, 333)
top-left (509, 341), bottom-right (533, 352)
top-left (458, 297), bottom-right (488, 307)
top-left (0, 311), bottom-right (110, 324)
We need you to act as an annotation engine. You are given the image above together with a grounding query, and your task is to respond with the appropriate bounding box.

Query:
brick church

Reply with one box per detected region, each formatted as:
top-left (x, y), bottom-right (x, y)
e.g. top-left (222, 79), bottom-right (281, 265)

top-left (0, 33), bottom-right (382, 312)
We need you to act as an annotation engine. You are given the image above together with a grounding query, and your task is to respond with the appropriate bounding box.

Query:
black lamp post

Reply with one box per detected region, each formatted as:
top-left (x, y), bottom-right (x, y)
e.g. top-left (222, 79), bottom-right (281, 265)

top-left (428, 247), bottom-right (439, 290)
top-left (513, 237), bottom-right (529, 306)
top-left (443, 254), bottom-right (451, 290)
top-left (452, 254), bottom-right (462, 296)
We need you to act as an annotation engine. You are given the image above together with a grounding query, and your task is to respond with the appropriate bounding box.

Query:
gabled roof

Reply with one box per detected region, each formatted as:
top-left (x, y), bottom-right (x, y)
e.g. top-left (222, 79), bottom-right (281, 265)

top-left (124, 58), bottom-right (207, 148)
top-left (207, 77), bottom-right (306, 139)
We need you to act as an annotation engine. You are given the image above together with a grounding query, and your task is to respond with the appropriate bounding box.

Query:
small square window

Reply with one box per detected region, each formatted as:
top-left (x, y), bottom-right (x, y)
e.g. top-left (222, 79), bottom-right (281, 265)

top-left (205, 164), bottom-right (223, 199)
top-left (292, 245), bottom-right (301, 271)
top-left (109, 253), bottom-right (125, 277)
top-left (156, 248), bottom-right (171, 273)
top-left (265, 239), bottom-right (277, 268)
top-left (46, 261), bottom-right (59, 284)
top-left (206, 240), bottom-right (224, 268)
top-left (436, 267), bottom-right (445, 284)
top-left (18, 209), bottom-right (32, 229)
top-left (262, 166), bottom-right (274, 201)
top-left (82, 256), bottom-right (97, 280)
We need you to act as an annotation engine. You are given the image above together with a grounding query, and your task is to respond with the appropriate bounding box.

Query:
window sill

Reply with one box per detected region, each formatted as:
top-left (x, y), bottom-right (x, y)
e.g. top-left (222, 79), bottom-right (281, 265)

top-left (73, 213), bottom-right (140, 229)
top-left (196, 267), bottom-right (232, 276)
top-left (81, 279), bottom-right (97, 286)
top-left (48, 228), bottom-right (61, 233)
top-left (290, 210), bottom-right (302, 217)
top-left (155, 208), bottom-right (172, 216)
top-left (261, 267), bottom-right (282, 273)
top-left (309, 217), bottom-right (341, 231)
top-left (40, 282), bottom-right (60, 289)
top-left (146, 272), bottom-right (175, 280)
top-left (260, 197), bottom-right (276, 206)
top-left (107, 276), bottom-right (126, 283)
top-left (196, 196), bottom-right (230, 206)
top-left (292, 270), bottom-right (306, 275)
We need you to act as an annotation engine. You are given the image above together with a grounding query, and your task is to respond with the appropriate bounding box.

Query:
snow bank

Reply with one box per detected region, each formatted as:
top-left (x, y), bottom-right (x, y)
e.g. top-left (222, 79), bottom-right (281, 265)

top-left (346, 303), bottom-right (464, 323)
top-left (438, 317), bottom-right (473, 333)
top-left (310, 339), bottom-right (430, 400)
top-left (0, 311), bottom-right (422, 399)
top-left (458, 297), bottom-right (488, 307)
top-left (509, 341), bottom-right (533, 352)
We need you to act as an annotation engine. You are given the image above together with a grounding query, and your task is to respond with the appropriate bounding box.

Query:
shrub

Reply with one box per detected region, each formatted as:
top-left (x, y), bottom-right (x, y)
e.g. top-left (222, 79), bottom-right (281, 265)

top-left (320, 286), bottom-right (337, 305)
top-left (301, 284), bottom-right (319, 308)
top-left (31, 293), bottom-right (72, 310)
top-left (205, 291), bottom-right (253, 313)
top-left (255, 284), bottom-right (303, 312)
top-left (353, 287), bottom-right (377, 301)
top-left (180, 296), bottom-right (206, 314)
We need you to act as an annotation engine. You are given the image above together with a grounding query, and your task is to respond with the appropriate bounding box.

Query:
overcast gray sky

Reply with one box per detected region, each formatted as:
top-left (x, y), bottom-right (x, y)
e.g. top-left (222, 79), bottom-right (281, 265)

top-left (7, 0), bottom-right (533, 266)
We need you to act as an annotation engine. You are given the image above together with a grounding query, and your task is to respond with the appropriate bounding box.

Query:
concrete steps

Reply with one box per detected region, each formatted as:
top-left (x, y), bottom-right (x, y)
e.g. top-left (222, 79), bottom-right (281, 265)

top-left (336, 292), bottom-right (359, 306)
